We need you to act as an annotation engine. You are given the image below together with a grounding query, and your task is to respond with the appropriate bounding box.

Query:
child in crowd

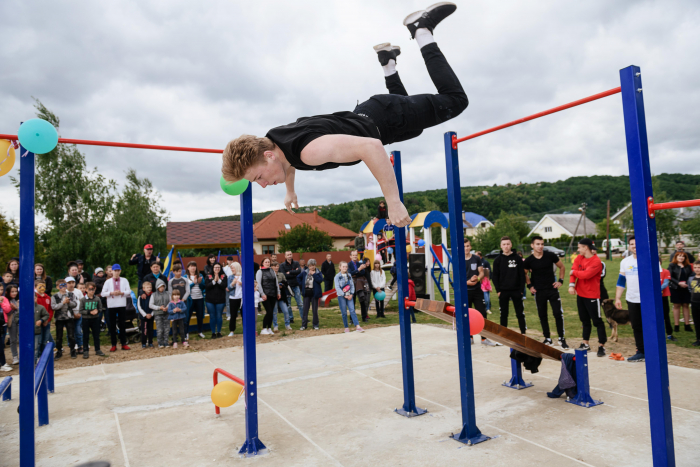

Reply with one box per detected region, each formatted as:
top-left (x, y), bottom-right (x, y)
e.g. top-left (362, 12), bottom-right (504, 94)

top-left (79, 282), bottom-right (105, 358)
top-left (33, 294), bottom-right (50, 364)
top-left (4, 285), bottom-right (19, 364)
top-left (138, 281), bottom-right (155, 348)
top-left (2, 272), bottom-right (17, 289)
top-left (35, 281), bottom-right (54, 356)
top-left (334, 261), bottom-right (363, 333)
top-left (370, 260), bottom-right (386, 318)
top-left (689, 260), bottom-right (700, 347)
top-left (51, 279), bottom-right (78, 359)
top-left (168, 265), bottom-right (190, 337)
top-left (65, 277), bottom-right (84, 354)
top-left (167, 289), bottom-right (189, 348)
top-left (272, 261), bottom-right (292, 331)
top-left (150, 279), bottom-right (171, 348)
top-left (0, 283), bottom-right (10, 371)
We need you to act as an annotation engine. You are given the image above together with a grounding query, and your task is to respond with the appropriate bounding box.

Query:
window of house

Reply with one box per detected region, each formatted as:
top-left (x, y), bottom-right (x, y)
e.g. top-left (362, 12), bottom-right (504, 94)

top-left (284, 224), bottom-right (291, 230)
top-left (262, 245), bottom-right (275, 254)
top-left (544, 226), bottom-right (552, 233)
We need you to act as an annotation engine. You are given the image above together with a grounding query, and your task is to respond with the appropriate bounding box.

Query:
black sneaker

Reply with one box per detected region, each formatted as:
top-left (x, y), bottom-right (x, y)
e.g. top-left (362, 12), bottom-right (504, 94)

top-left (578, 342), bottom-right (591, 351)
top-left (70, 351), bottom-right (77, 359)
top-left (55, 351), bottom-right (63, 360)
top-left (217, 332), bottom-right (223, 338)
top-left (674, 325), bottom-right (680, 333)
top-left (667, 335), bottom-right (678, 342)
top-left (597, 346), bottom-right (606, 358)
top-left (373, 43), bottom-right (401, 65)
top-left (543, 338), bottom-right (553, 346)
top-left (77, 348), bottom-right (84, 354)
top-left (685, 324), bottom-right (693, 332)
top-left (142, 344), bottom-right (147, 349)
top-left (403, 2), bottom-right (458, 39)
top-left (83, 352), bottom-right (89, 359)
top-left (692, 340), bottom-right (700, 347)
top-left (148, 343), bottom-right (154, 348)
top-left (558, 337), bottom-right (570, 350)
top-left (95, 350), bottom-right (106, 357)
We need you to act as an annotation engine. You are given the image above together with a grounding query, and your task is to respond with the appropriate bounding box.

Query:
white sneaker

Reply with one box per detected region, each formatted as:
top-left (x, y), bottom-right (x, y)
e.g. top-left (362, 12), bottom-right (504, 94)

top-left (1, 364), bottom-right (12, 372)
top-left (12, 357), bottom-right (19, 365)
top-left (198, 333), bottom-right (205, 339)
top-left (355, 326), bottom-right (365, 333)
top-left (285, 325), bottom-right (292, 331)
top-left (228, 332), bottom-right (234, 337)
top-left (260, 328), bottom-right (269, 335)
top-left (481, 338), bottom-right (497, 346)
top-left (273, 327), bottom-right (278, 332)
top-left (269, 328), bottom-right (275, 334)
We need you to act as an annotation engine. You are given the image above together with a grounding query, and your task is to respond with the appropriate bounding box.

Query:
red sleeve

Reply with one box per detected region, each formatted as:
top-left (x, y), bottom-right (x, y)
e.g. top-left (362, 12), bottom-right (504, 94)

top-left (574, 257), bottom-right (603, 280)
top-left (569, 257), bottom-right (580, 283)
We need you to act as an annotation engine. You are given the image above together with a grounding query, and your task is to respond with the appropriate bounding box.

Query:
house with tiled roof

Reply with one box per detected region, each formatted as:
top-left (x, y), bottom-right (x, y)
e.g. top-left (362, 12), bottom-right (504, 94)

top-left (253, 210), bottom-right (356, 254)
top-left (167, 221), bottom-right (254, 249)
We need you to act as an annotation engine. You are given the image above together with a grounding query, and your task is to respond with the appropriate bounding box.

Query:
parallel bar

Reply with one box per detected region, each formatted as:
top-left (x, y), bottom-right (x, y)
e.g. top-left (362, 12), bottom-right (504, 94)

top-left (238, 184), bottom-right (268, 458)
top-left (0, 134), bottom-right (222, 154)
top-left (444, 132), bottom-right (489, 445)
top-left (19, 140), bottom-right (36, 467)
top-left (392, 150), bottom-right (427, 418)
top-left (620, 65), bottom-right (675, 466)
top-left (453, 87), bottom-right (621, 145)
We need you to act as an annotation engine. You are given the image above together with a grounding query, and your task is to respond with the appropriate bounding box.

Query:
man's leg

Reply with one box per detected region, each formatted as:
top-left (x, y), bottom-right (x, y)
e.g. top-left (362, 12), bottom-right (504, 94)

top-left (115, 307), bottom-right (128, 346)
top-left (292, 286), bottom-right (303, 320)
top-left (548, 289), bottom-right (566, 338)
top-left (627, 301), bottom-right (644, 354)
top-left (498, 292), bottom-right (510, 328)
top-left (534, 291), bottom-right (551, 339)
top-left (510, 291), bottom-right (527, 334)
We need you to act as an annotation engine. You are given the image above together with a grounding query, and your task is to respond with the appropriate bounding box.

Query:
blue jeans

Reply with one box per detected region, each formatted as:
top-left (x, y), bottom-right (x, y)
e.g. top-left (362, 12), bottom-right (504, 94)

top-left (338, 295), bottom-right (359, 328)
top-left (287, 285), bottom-right (303, 319)
top-left (206, 302), bottom-right (225, 334)
top-left (483, 291), bottom-right (491, 311)
top-left (273, 300), bottom-right (291, 328)
top-left (74, 317), bottom-right (83, 348)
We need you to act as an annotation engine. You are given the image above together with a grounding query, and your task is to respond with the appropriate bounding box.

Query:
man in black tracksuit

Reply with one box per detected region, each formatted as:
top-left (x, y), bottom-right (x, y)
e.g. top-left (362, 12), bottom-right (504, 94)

top-left (492, 236), bottom-right (527, 334)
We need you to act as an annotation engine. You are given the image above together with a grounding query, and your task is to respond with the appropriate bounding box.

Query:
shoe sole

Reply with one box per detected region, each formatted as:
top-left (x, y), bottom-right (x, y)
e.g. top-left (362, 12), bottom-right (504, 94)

top-left (403, 10), bottom-right (424, 26)
top-left (373, 42), bottom-right (392, 52)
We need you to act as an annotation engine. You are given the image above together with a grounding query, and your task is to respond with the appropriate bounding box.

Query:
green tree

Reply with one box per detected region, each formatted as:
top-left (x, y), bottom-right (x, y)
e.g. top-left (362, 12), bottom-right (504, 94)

top-left (0, 210), bottom-right (19, 267)
top-left (595, 218), bottom-right (624, 240)
top-left (473, 211), bottom-right (529, 253)
top-left (682, 186), bottom-right (700, 245)
top-left (277, 223), bottom-right (333, 253)
top-left (652, 176), bottom-right (680, 251)
top-left (346, 204), bottom-right (371, 234)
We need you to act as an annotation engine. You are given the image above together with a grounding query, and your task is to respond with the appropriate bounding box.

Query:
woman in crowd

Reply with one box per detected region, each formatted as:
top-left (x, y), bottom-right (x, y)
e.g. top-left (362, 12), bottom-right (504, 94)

top-left (34, 263), bottom-right (53, 293)
top-left (186, 261), bottom-right (206, 339)
top-left (297, 259), bottom-right (323, 331)
top-left (256, 257), bottom-right (280, 335)
top-left (669, 251), bottom-right (694, 332)
top-left (204, 254), bottom-right (217, 276)
top-left (4, 285), bottom-right (20, 364)
top-left (227, 262), bottom-right (242, 337)
top-left (205, 262), bottom-right (227, 338)
top-left (334, 261), bottom-right (363, 333)
top-left (0, 283), bottom-right (11, 371)
top-left (377, 200), bottom-right (388, 220)
top-left (272, 261), bottom-right (292, 332)
top-left (5, 258), bottom-right (19, 283)
top-left (370, 259), bottom-right (386, 318)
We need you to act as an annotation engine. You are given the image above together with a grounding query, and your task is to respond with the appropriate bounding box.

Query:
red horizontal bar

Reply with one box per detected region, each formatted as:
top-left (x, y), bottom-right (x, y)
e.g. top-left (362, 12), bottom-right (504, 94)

top-left (0, 134), bottom-right (222, 154)
top-left (648, 197), bottom-right (700, 218)
top-left (452, 87), bottom-right (622, 146)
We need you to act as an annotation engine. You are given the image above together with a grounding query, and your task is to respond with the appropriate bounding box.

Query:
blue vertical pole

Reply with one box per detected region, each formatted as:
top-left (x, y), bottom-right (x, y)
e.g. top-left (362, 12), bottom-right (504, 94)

top-left (238, 183), bottom-right (267, 457)
top-left (620, 65), bottom-right (675, 466)
top-left (392, 151), bottom-right (427, 418)
top-left (444, 132), bottom-right (489, 445)
top-left (18, 141), bottom-right (36, 467)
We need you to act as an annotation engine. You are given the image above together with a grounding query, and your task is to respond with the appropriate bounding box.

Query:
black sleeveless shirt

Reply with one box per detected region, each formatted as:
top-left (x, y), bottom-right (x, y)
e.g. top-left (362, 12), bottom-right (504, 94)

top-left (265, 111), bottom-right (380, 171)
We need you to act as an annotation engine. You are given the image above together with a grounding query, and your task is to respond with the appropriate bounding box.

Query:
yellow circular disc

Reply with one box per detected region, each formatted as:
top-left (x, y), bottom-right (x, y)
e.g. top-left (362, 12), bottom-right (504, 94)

top-left (0, 140), bottom-right (16, 177)
top-left (211, 380), bottom-right (244, 408)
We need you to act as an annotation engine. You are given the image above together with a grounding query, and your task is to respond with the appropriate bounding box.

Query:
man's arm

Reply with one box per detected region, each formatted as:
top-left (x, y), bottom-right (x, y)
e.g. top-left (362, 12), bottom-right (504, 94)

top-left (284, 166), bottom-right (298, 214)
top-left (615, 271), bottom-right (626, 309)
top-left (301, 135), bottom-right (411, 227)
top-left (554, 259), bottom-right (565, 288)
top-left (128, 254), bottom-right (140, 266)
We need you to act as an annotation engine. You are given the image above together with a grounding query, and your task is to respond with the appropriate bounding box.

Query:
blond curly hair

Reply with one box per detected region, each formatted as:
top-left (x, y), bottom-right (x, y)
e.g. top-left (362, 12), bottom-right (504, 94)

top-left (221, 135), bottom-right (276, 181)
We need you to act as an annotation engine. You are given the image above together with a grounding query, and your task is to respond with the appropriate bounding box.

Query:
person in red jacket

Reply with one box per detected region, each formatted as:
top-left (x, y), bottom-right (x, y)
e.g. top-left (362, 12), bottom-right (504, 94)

top-left (407, 279), bottom-right (417, 323)
top-left (568, 238), bottom-right (607, 357)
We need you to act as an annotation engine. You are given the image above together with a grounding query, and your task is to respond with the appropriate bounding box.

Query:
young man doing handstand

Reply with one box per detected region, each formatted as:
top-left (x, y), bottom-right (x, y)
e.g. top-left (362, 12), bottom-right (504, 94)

top-left (222, 3), bottom-right (466, 227)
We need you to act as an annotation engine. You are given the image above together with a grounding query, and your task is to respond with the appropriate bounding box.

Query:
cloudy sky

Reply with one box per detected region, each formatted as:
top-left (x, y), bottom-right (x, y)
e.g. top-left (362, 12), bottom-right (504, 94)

top-left (1, 0), bottom-right (699, 223)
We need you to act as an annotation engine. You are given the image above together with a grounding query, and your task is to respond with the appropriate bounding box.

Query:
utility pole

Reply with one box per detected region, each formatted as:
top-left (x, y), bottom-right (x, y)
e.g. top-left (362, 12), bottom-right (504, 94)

top-left (606, 200), bottom-right (611, 260)
top-left (566, 202), bottom-right (587, 260)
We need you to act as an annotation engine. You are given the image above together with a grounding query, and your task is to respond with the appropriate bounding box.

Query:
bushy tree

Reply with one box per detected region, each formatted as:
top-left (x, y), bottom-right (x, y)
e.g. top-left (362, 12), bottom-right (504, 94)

top-left (0, 210), bottom-right (19, 267)
top-left (277, 223), bottom-right (333, 253)
top-left (652, 176), bottom-right (680, 251)
top-left (346, 204), bottom-right (371, 233)
top-left (473, 211), bottom-right (530, 253)
top-left (595, 218), bottom-right (624, 240)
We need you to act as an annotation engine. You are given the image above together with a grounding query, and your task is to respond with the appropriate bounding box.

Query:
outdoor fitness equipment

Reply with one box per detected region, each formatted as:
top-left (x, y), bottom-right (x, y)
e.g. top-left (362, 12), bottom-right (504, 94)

top-left (408, 211), bottom-right (452, 302)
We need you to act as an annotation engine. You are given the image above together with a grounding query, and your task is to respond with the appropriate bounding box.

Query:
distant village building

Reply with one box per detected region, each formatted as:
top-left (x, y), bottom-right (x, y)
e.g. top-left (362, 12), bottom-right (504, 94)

top-left (463, 212), bottom-right (493, 237)
top-left (527, 214), bottom-right (597, 240)
top-left (252, 210), bottom-right (356, 255)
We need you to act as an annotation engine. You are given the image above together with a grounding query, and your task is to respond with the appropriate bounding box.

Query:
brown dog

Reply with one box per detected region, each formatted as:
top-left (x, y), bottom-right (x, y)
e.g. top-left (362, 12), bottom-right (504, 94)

top-left (601, 299), bottom-right (630, 342)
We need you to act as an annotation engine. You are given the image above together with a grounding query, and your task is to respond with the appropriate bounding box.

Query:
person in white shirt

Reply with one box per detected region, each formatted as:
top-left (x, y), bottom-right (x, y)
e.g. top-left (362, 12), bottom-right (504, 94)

top-left (370, 260), bottom-right (387, 318)
top-left (223, 256), bottom-right (235, 320)
top-left (227, 262), bottom-right (243, 337)
top-left (100, 264), bottom-right (132, 351)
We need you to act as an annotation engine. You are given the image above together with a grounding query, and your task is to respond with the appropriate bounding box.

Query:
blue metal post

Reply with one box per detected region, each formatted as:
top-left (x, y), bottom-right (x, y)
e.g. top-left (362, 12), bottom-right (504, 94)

top-left (620, 65), bottom-right (675, 466)
top-left (503, 350), bottom-right (533, 390)
top-left (444, 132), bottom-right (489, 445)
top-left (238, 184), bottom-right (267, 457)
top-left (18, 141), bottom-right (36, 467)
top-left (566, 349), bottom-right (602, 408)
top-left (392, 151), bottom-right (427, 418)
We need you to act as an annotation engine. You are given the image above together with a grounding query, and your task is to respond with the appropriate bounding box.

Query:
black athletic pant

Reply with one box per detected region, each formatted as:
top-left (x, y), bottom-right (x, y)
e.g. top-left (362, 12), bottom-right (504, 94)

top-left (302, 292), bottom-right (319, 328)
top-left (577, 296), bottom-right (607, 345)
top-left (535, 288), bottom-right (565, 338)
top-left (374, 289), bottom-right (385, 317)
top-left (353, 43), bottom-right (468, 145)
top-left (467, 288), bottom-right (487, 318)
top-left (692, 303), bottom-right (700, 342)
top-left (324, 278), bottom-right (334, 293)
top-left (55, 319), bottom-right (76, 352)
top-left (627, 301), bottom-right (645, 354)
top-left (82, 318), bottom-right (101, 352)
top-left (141, 316), bottom-right (154, 345)
top-left (498, 290), bottom-right (527, 334)
top-left (662, 296), bottom-right (673, 336)
top-left (108, 307), bottom-right (127, 346)
top-left (262, 297), bottom-right (277, 329)
top-left (229, 298), bottom-right (241, 333)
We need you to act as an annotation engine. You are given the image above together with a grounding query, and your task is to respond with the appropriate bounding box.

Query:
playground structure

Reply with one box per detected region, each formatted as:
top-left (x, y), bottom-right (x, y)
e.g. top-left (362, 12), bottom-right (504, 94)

top-left (408, 211), bottom-right (453, 302)
top-left (4, 65), bottom-right (700, 466)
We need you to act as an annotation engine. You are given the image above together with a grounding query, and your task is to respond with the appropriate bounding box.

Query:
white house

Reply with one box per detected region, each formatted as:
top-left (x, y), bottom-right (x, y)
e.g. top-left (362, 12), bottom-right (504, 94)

top-left (527, 214), bottom-right (597, 240)
top-left (462, 212), bottom-right (493, 237)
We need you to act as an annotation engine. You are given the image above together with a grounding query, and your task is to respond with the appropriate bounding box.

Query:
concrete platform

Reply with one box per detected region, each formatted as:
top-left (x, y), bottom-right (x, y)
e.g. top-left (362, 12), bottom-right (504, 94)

top-left (1, 324), bottom-right (699, 467)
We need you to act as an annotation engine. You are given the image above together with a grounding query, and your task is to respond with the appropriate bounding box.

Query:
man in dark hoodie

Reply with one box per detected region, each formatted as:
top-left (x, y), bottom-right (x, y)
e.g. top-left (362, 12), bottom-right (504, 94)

top-left (492, 236), bottom-right (527, 334)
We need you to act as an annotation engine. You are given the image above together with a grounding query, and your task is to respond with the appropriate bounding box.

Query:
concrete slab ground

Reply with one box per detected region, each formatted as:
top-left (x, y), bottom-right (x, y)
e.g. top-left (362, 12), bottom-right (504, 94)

top-left (1, 324), bottom-right (699, 467)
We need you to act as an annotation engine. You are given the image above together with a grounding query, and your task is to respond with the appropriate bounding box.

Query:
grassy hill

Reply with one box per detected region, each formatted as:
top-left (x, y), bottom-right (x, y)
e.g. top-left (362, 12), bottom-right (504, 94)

top-left (199, 173), bottom-right (700, 231)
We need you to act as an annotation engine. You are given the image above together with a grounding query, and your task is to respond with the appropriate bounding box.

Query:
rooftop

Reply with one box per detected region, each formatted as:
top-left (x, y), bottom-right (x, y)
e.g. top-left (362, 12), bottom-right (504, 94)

top-left (253, 210), bottom-right (357, 239)
top-left (166, 221), bottom-right (255, 248)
